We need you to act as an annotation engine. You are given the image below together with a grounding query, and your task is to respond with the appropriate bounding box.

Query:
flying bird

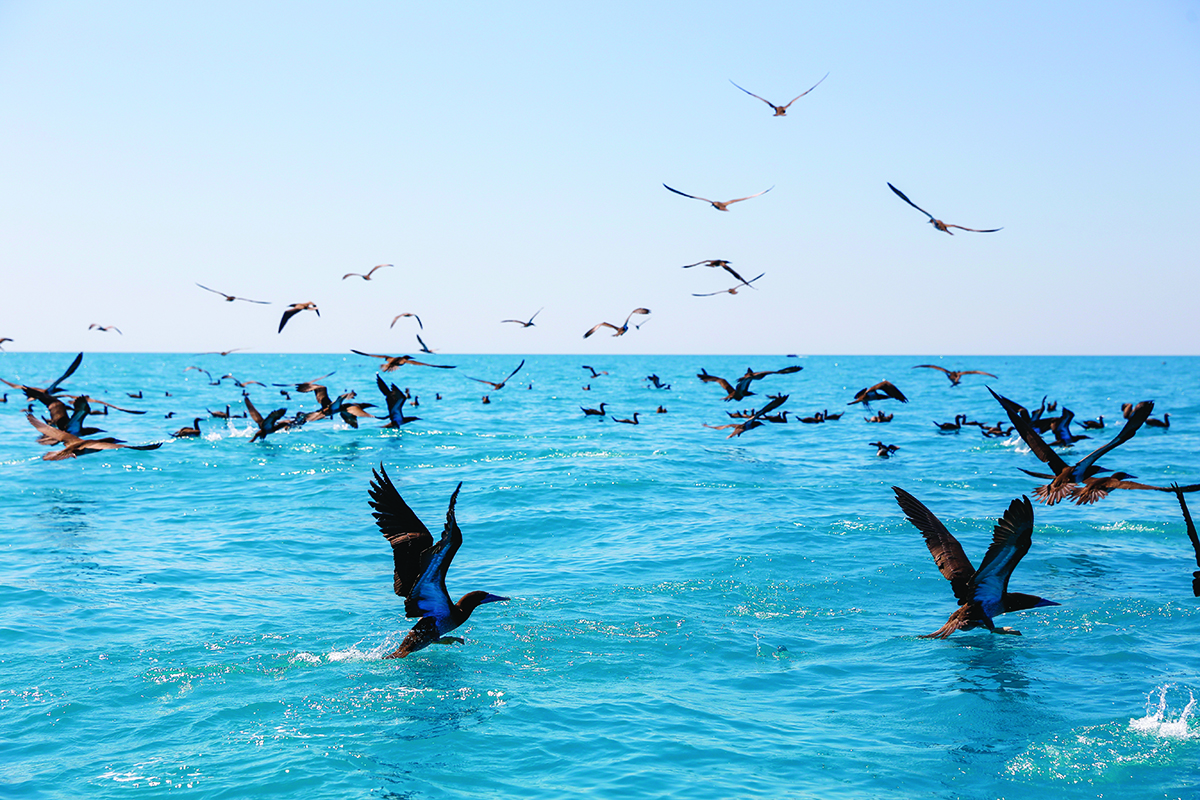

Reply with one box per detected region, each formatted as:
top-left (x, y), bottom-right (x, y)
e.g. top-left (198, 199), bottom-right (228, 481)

top-left (342, 264), bottom-right (393, 280)
top-left (848, 380), bottom-right (908, 406)
top-left (893, 487), bottom-right (1057, 639)
top-left (25, 413), bottom-right (161, 461)
top-left (278, 302), bottom-right (319, 333)
top-left (663, 184), bottom-right (773, 211)
top-left (350, 350), bottom-right (455, 371)
top-left (1173, 486), bottom-right (1200, 597)
top-left (244, 394), bottom-right (290, 442)
top-left (375, 375), bottom-right (420, 427)
top-left (871, 441), bottom-right (900, 458)
top-left (1068, 473), bottom-right (1200, 506)
top-left (693, 273), bottom-right (765, 296)
top-left (0, 337), bottom-right (12, 350)
top-left (887, 183), bottom-right (1002, 234)
top-left (729, 73), bottom-right (828, 116)
top-left (1, 352), bottom-right (83, 397)
top-left (390, 313), bottom-right (423, 330)
top-left (912, 364), bottom-right (997, 386)
top-left (88, 324), bottom-right (122, 334)
top-left (704, 394), bottom-right (788, 438)
top-left (502, 308), bottom-right (543, 328)
top-left (465, 359), bottom-right (525, 390)
top-left (195, 283), bottom-right (270, 303)
top-left (584, 308), bottom-right (650, 338)
top-left (368, 467), bottom-right (507, 658)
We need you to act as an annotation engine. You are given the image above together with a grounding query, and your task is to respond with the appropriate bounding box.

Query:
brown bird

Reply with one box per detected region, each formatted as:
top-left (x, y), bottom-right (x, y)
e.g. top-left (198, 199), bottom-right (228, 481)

top-left (611, 412), bottom-right (640, 425)
top-left (581, 402), bottom-right (608, 417)
top-left (848, 380), bottom-right (908, 406)
top-left (664, 184), bottom-right (772, 211)
top-left (172, 418), bottom-right (202, 438)
top-left (390, 313), bottom-right (423, 330)
top-left (25, 413), bottom-right (161, 461)
top-left (244, 394), bottom-right (290, 442)
top-left (704, 394), bottom-right (788, 439)
top-left (871, 441), bottom-right (900, 458)
top-left (465, 359), bottom-right (525, 391)
top-left (196, 283), bottom-right (270, 303)
top-left (693, 273), bottom-right (765, 296)
top-left (584, 308), bottom-right (650, 338)
top-left (888, 183), bottom-right (1002, 234)
top-left (894, 487), bottom-right (1057, 639)
top-left (351, 350), bottom-right (455, 372)
top-left (582, 365), bottom-right (609, 378)
top-left (729, 73), bottom-right (828, 116)
top-left (0, 337), bottom-right (12, 350)
top-left (1145, 413), bottom-right (1171, 429)
top-left (912, 364), bottom-right (998, 386)
top-left (990, 387), bottom-right (1154, 505)
top-left (342, 264), bottom-right (393, 280)
top-left (502, 308), bottom-right (543, 328)
top-left (88, 324), bottom-right (122, 334)
top-left (1069, 473), bottom-right (1200, 505)
top-left (864, 411), bottom-right (893, 423)
top-left (369, 468), bottom-right (507, 658)
top-left (681, 259), bottom-right (759, 288)
top-left (278, 302), bottom-right (319, 333)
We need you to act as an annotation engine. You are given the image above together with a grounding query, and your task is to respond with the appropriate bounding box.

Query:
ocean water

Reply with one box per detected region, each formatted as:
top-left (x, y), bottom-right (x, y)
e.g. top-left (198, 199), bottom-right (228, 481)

top-left (2, 352), bottom-right (1198, 800)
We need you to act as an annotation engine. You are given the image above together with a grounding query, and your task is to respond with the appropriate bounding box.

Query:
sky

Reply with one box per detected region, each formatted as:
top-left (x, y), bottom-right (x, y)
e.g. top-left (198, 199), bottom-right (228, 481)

top-left (1, 1), bottom-right (1198, 356)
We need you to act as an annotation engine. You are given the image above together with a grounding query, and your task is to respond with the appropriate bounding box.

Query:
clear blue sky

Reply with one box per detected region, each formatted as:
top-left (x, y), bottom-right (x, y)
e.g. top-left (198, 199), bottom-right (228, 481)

top-left (2, 1), bottom-right (1197, 355)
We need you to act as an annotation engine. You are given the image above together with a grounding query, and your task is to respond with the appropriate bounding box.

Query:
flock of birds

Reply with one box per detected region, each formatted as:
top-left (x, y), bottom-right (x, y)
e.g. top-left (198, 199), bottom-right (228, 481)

top-left (4, 348), bottom-right (1197, 653)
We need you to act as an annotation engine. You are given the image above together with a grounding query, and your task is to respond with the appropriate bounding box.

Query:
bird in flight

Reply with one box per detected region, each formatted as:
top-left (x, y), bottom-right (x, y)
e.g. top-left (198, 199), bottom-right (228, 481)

top-left (390, 313), bottom-right (423, 330)
top-left (196, 283), bottom-right (270, 303)
top-left (342, 264), bottom-right (393, 280)
top-left (848, 380), bottom-right (908, 406)
top-left (693, 273), bottom-right (765, 296)
top-left (729, 73), bottom-right (828, 116)
top-left (278, 302), bottom-right (319, 333)
top-left (663, 184), bottom-right (773, 211)
top-left (584, 308), bottom-right (650, 338)
top-left (502, 308), bottom-right (543, 328)
top-left (369, 468), bottom-right (508, 658)
top-left (351, 350), bottom-right (455, 372)
top-left (888, 183), bottom-right (1002, 234)
top-left (88, 324), bottom-right (122, 335)
top-left (465, 359), bottom-right (525, 390)
top-left (912, 364), bottom-right (997, 386)
top-left (893, 487), bottom-right (1057, 639)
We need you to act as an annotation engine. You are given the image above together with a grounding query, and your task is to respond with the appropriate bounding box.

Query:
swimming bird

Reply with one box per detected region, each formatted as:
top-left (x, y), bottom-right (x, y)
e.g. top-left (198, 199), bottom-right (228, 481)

top-left (390, 313), bottom-right (423, 330)
top-left (342, 264), bottom-right (393, 280)
top-left (584, 308), bottom-right (650, 338)
top-left (848, 380), bottom-right (908, 406)
top-left (990, 387), bottom-right (1154, 504)
top-left (1172, 486), bottom-right (1200, 597)
top-left (934, 414), bottom-right (967, 432)
top-left (351, 350), bottom-right (455, 371)
top-left (729, 73), bottom-right (828, 116)
top-left (502, 308), bottom-right (543, 328)
top-left (887, 183), bottom-right (1002, 235)
top-left (88, 324), bottom-right (122, 334)
top-left (465, 359), bottom-right (525, 390)
top-left (1145, 413), bottom-right (1171, 429)
top-left (376, 375), bottom-right (420, 427)
top-left (693, 273), bottom-right (765, 296)
top-left (704, 394), bottom-right (788, 438)
top-left (864, 411), bottom-right (893, 423)
top-left (581, 402), bottom-right (608, 417)
top-left (663, 184), bottom-right (773, 212)
top-left (195, 283), bottom-right (270, 303)
top-left (912, 364), bottom-right (997, 386)
top-left (893, 487), bottom-right (1057, 639)
top-left (1080, 416), bottom-right (1105, 430)
top-left (368, 468), bottom-right (507, 658)
top-left (611, 412), bottom-right (640, 425)
top-left (278, 302), bottom-right (319, 333)
top-left (871, 441), bottom-right (899, 458)
top-left (171, 418), bottom-right (202, 438)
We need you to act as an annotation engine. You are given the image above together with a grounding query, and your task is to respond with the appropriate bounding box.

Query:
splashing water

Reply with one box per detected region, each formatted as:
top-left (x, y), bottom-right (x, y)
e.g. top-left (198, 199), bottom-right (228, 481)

top-left (1130, 683), bottom-right (1198, 739)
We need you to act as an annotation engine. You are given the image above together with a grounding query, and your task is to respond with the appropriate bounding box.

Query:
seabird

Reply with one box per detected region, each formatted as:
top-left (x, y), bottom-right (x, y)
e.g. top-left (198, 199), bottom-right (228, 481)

top-left (893, 486), bottom-right (1057, 639)
top-left (611, 412), bottom-right (640, 425)
top-left (663, 184), bottom-right (773, 212)
top-left (172, 418), bottom-right (202, 438)
top-left (1069, 473), bottom-right (1200, 505)
top-left (934, 414), bottom-right (967, 432)
top-left (244, 394), bottom-right (289, 442)
top-left (704, 394), bottom-right (788, 438)
top-left (681, 259), bottom-right (759, 288)
top-left (912, 364), bottom-right (997, 386)
top-left (990, 387), bottom-right (1154, 504)
top-left (581, 402), bottom-right (608, 417)
top-left (465, 359), bottom-right (525, 391)
top-left (278, 302), bottom-right (319, 333)
top-left (888, 183), bottom-right (1002, 235)
top-left (1145, 413), bottom-right (1171, 429)
top-left (376, 375), bottom-right (420, 427)
top-left (25, 413), bottom-right (161, 461)
top-left (0, 337), bottom-right (12, 350)
top-left (646, 374), bottom-right (670, 390)
top-left (195, 283), bottom-right (270, 304)
top-left (1172, 486), bottom-right (1200, 597)
top-left (582, 365), bottom-right (609, 378)
top-left (351, 350), bottom-right (455, 372)
top-left (342, 264), bottom-right (393, 280)
top-left (848, 380), bottom-right (908, 407)
top-left (502, 308), bottom-right (543, 328)
top-left (864, 411), bottom-right (893, 423)
top-left (1080, 416), bottom-right (1105, 430)
top-left (584, 308), bottom-right (650, 338)
top-left (693, 273), bottom-right (765, 296)
top-left (390, 313), bottom-right (423, 330)
top-left (871, 441), bottom-right (899, 458)
top-left (88, 324), bottom-right (122, 335)
top-left (729, 73), bottom-right (828, 116)
top-left (368, 468), bottom-right (507, 658)
top-left (698, 365), bottom-right (803, 402)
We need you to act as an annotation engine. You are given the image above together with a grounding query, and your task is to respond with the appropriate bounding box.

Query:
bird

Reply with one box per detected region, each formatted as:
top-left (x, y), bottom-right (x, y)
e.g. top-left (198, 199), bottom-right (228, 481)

top-left (864, 411), bottom-right (893, 423)
top-left (171, 418), bottom-right (202, 438)
top-left (871, 441), bottom-right (900, 458)
top-left (390, 313), bottom-right (423, 330)
top-left (645, 374), bottom-right (670, 390)
top-left (990, 387), bottom-right (1154, 504)
top-left (1, 352), bottom-right (83, 397)
top-left (465, 359), bottom-right (525, 390)
top-left (351, 350), bottom-right (455, 371)
top-left (848, 380), bottom-right (908, 406)
top-left (1068, 473), bottom-right (1200, 505)
top-left (663, 184), bottom-right (772, 211)
top-left (244, 394), bottom-right (290, 442)
top-left (88, 324), bottom-right (122, 334)
top-left (368, 467), bottom-right (507, 658)
top-left (25, 413), bottom-right (162, 461)
top-left (693, 273), bottom-right (765, 296)
top-left (729, 73), bottom-right (828, 116)
top-left (415, 334), bottom-right (436, 354)
top-left (1145, 413), bottom-right (1171, 429)
top-left (502, 308), bottom-right (542, 328)
top-left (584, 309), bottom-right (650, 338)
top-left (698, 365), bottom-right (803, 402)
top-left (195, 283), bottom-right (269, 303)
top-left (1172, 485), bottom-right (1200, 597)
top-left (912, 364), bottom-right (997, 386)
top-left (278, 302), bottom-right (319, 333)
top-left (934, 414), bottom-right (967, 432)
top-left (342, 264), bottom-right (393, 280)
top-left (704, 395), bottom-right (788, 439)
top-left (0, 337), bottom-right (12, 350)
top-left (887, 183), bottom-right (1002, 235)
top-left (893, 486), bottom-right (1057, 639)
top-left (611, 412), bottom-right (640, 425)
top-left (582, 365), bottom-right (609, 378)
top-left (681, 259), bottom-right (759, 288)
top-left (581, 403), bottom-right (608, 417)
top-left (197, 348), bottom-right (247, 356)
top-left (1080, 416), bottom-right (1105, 430)
top-left (376, 375), bottom-right (420, 428)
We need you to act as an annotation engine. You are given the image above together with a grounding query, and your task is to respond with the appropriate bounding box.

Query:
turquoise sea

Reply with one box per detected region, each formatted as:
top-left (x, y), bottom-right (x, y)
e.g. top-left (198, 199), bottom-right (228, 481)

top-left (2, 353), bottom-right (1198, 799)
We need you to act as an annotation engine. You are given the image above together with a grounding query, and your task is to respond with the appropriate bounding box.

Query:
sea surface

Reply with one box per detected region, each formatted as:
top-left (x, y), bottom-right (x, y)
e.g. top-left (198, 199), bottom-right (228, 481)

top-left (2, 353), bottom-right (1198, 800)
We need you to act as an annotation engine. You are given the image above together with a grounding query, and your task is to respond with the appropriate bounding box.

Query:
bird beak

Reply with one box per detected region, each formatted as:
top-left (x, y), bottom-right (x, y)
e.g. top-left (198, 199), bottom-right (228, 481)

top-left (481, 594), bottom-right (509, 604)
top-left (1034, 598), bottom-right (1060, 608)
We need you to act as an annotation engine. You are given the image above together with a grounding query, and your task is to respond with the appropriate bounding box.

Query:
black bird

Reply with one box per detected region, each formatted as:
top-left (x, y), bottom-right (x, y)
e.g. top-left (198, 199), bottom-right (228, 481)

top-left (278, 302), bottom-right (319, 333)
top-left (376, 375), bottom-right (420, 428)
top-left (912, 364), bottom-right (997, 386)
top-left (368, 468), bottom-right (507, 658)
top-left (1173, 486), bottom-right (1200, 597)
top-left (871, 441), bottom-right (900, 458)
top-left (351, 350), bottom-right (455, 372)
top-left (893, 487), bottom-right (1057, 639)
top-left (888, 183), bottom-right (1002, 235)
top-left (342, 264), bottom-right (393, 280)
top-left (245, 394), bottom-right (289, 442)
top-left (848, 380), bottom-right (908, 407)
top-left (704, 394), bottom-right (788, 439)
top-left (171, 418), bottom-right (202, 438)
top-left (934, 414), bottom-right (967, 432)
top-left (584, 308), bottom-right (650, 338)
top-left (581, 402), bottom-right (608, 417)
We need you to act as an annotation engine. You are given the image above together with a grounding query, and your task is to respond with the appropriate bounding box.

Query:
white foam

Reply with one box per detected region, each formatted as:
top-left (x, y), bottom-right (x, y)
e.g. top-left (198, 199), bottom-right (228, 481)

top-left (1129, 683), bottom-right (1198, 739)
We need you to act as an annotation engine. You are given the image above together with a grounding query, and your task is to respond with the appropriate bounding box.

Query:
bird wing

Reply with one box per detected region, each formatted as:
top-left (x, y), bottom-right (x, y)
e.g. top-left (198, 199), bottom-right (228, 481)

top-left (893, 487), bottom-right (976, 604)
top-left (278, 307), bottom-right (302, 333)
top-left (369, 466), bottom-right (435, 598)
top-left (26, 413), bottom-right (79, 445)
top-left (351, 349), bottom-right (391, 361)
top-left (945, 224), bottom-right (1003, 233)
top-left (780, 72), bottom-right (829, 107)
top-left (912, 364), bottom-right (950, 374)
top-left (887, 183), bottom-right (934, 220)
top-left (972, 496), bottom-right (1035, 602)
top-left (729, 80), bottom-right (776, 107)
top-left (1072, 401), bottom-right (1153, 478)
top-left (403, 483), bottom-right (464, 621)
top-left (391, 313), bottom-right (423, 330)
top-left (243, 394), bottom-right (264, 425)
top-left (501, 359), bottom-right (526, 385)
top-left (662, 184), bottom-right (713, 204)
top-left (697, 370), bottom-right (735, 396)
top-left (988, 387), bottom-right (1069, 475)
top-left (724, 187), bottom-right (773, 205)
top-left (584, 322), bottom-right (618, 338)
top-left (959, 370), bottom-right (998, 378)
top-left (45, 353), bottom-right (84, 395)
top-left (1173, 486), bottom-right (1200, 571)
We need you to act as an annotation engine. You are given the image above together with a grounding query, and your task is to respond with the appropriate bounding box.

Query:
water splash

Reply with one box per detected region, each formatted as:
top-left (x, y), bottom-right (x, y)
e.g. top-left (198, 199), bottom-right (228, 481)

top-left (1130, 683), bottom-right (1197, 739)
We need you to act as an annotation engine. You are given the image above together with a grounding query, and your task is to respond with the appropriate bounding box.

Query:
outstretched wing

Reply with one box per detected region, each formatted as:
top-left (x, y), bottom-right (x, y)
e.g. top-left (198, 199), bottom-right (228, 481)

top-left (403, 483), bottom-right (464, 621)
top-left (1072, 401), bottom-right (1153, 479)
top-left (945, 224), bottom-right (1003, 233)
top-left (972, 495), bottom-right (1035, 601)
top-left (887, 183), bottom-right (934, 220)
top-left (893, 486), bottom-right (976, 604)
top-left (369, 466), bottom-right (435, 598)
top-left (780, 72), bottom-right (829, 108)
top-left (729, 80), bottom-right (776, 107)
top-left (662, 184), bottom-right (714, 204)
top-left (989, 387), bottom-right (1069, 475)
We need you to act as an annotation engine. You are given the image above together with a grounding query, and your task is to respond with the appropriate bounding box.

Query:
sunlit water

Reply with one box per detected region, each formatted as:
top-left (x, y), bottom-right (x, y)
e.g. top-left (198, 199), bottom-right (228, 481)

top-left (2, 353), bottom-right (1198, 799)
